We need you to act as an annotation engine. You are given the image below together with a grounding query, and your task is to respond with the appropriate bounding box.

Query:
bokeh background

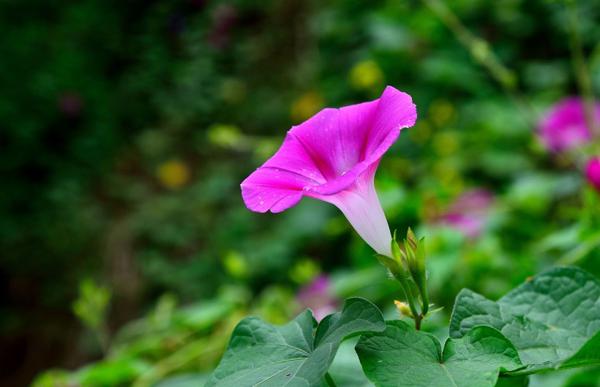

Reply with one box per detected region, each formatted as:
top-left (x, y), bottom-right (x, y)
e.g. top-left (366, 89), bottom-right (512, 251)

top-left (2, 0), bottom-right (600, 386)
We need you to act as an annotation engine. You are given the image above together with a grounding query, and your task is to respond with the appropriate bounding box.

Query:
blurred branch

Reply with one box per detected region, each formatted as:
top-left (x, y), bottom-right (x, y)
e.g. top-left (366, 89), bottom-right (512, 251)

top-left (131, 313), bottom-right (241, 387)
top-left (421, 0), bottom-right (536, 127)
top-left (565, 0), bottom-right (599, 139)
top-left (557, 230), bottom-right (600, 265)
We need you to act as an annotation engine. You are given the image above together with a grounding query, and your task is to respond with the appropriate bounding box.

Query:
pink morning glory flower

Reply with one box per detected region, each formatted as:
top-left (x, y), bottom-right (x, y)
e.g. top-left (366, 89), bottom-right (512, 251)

top-left (240, 86), bottom-right (417, 256)
top-left (539, 97), bottom-right (600, 152)
top-left (439, 189), bottom-right (494, 239)
top-left (297, 275), bottom-right (337, 322)
top-left (586, 157), bottom-right (600, 192)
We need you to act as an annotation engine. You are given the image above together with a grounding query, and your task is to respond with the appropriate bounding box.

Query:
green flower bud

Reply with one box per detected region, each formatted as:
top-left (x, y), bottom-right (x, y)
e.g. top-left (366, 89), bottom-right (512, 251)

top-left (376, 254), bottom-right (408, 284)
top-left (402, 228), bottom-right (429, 315)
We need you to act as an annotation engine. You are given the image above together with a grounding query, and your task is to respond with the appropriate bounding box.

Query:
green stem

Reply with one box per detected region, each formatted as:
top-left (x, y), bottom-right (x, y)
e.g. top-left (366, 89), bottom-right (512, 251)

top-left (557, 230), bottom-right (600, 265)
top-left (325, 372), bottom-right (337, 387)
top-left (414, 314), bottom-right (423, 331)
top-left (421, 0), bottom-right (536, 127)
top-left (419, 281), bottom-right (429, 316)
top-left (398, 279), bottom-right (423, 330)
top-left (96, 323), bottom-right (110, 355)
top-left (566, 0), bottom-right (599, 142)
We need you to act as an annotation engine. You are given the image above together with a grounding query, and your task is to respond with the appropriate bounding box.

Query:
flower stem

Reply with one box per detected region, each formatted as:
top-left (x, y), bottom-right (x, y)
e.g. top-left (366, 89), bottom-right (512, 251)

top-left (420, 284), bottom-right (429, 316)
top-left (414, 314), bottom-right (422, 331)
top-left (396, 277), bottom-right (424, 330)
top-left (405, 282), bottom-right (422, 325)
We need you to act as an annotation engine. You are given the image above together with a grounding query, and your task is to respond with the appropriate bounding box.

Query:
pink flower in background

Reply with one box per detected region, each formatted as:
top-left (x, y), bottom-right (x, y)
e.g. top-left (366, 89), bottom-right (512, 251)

top-left (207, 4), bottom-right (237, 49)
top-left (539, 97), bottom-right (600, 152)
top-left (297, 276), bottom-right (337, 321)
top-left (439, 189), bottom-right (494, 238)
top-left (58, 92), bottom-right (83, 117)
top-left (586, 157), bottom-right (600, 192)
top-left (241, 86), bottom-right (417, 256)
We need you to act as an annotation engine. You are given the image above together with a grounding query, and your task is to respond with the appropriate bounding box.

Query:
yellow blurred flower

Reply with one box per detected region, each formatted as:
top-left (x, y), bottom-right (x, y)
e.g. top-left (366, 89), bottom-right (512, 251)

top-left (220, 78), bottom-right (247, 104)
top-left (419, 193), bottom-right (440, 223)
top-left (349, 60), bottom-right (384, 91)
top-left (429, 100), bottom-right (455, 127)
top-left (432, 161), bottom-right (464, 194)
top-left (207, 124), bottom-right (243, 148)
top-left (290, 91), bottom-right (324, 122)
top-left (289, 259), bottom-right (321, 284)
top-left (432, 131), bottom-right (460, 157)
top-left (409, 120), bottom-right (433, 145)
top-left (222, 250), bottom-right (248, 279)
top-left (156, 159), bottom-right (191, 190)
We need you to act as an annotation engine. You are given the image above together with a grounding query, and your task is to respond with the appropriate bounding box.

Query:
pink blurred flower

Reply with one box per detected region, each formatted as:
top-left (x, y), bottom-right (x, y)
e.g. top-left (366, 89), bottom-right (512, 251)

top-left (439, 189), bottom-right (494, 238)
top-left (297, 276), bottom-right (337, 321)
top-left (539, 97), bottom-right (600, 152)
top-left (207, 4), bottom-right (237, 49)
top-left (240, 86), bottom-right (417, 256)
top-left (586, 157), bottom-right (600, 192)
top-left (58, 92), bottom-right (83, 117)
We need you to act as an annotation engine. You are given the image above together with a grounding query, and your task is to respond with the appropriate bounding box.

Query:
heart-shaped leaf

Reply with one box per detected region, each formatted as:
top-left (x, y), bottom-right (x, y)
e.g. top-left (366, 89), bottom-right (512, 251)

top-left (206, 297), bottom-right (385, 387)
top-left (356, 320), bottom-right (521, 387)
top-left (450, 266), bottom-right (600, 374)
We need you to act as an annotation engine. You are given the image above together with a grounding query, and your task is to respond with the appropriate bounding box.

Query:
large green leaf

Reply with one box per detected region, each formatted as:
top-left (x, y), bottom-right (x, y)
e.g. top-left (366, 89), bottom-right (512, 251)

top-left (155, 373), bottom-right (209, 386)
top-left (356, 320), bottom-right (521, 387)
top-left (450, 266), bottom-right (600, 374)
top-left (206, 298), bottom-right (385, 387)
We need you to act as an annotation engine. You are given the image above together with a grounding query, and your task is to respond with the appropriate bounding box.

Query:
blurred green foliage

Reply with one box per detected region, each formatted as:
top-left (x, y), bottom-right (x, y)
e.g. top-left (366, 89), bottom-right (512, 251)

top-left (73, 280), bottom-right (111, 332)
top-left (0, 0), bottom-right (599, 386)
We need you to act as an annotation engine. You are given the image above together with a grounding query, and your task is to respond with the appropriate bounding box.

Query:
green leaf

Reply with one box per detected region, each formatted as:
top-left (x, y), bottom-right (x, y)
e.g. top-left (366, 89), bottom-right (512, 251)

top-left (207, 297), bottom-right (385, 387)
top-left (356, 320), bottom-right (521, 387)
top-left (562, 366), bottom-right (600, 387)
top-left (450, 266), bottom-right (600, 374)
top-left (78, 358), bottom-right (148, 386)
top-left (154, 373), bottom-right (209, 387)
top-left (494, 375), bottom-right (529, 387)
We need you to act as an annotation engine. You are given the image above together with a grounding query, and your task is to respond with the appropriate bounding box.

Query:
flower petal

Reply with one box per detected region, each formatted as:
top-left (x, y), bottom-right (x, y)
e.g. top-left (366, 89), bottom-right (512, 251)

top-left (291, 86), bottom-right (416, 184)
top-left (363, 86), bottom-right (417, 160)
top-left (241, 85), bottom-right (416, 214)
top-left (586, 157), bottom-right (600, 191)
top-left (294, 86), bottom-right (416, 196)
top-left (289, 103), bottom-right (377, 180)
top-left (539, 97), bottom-right (600, 152)
top-left (241, 166), bottom-right (307, 213)
top-left (318, 164), bottom-right (393, 256)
